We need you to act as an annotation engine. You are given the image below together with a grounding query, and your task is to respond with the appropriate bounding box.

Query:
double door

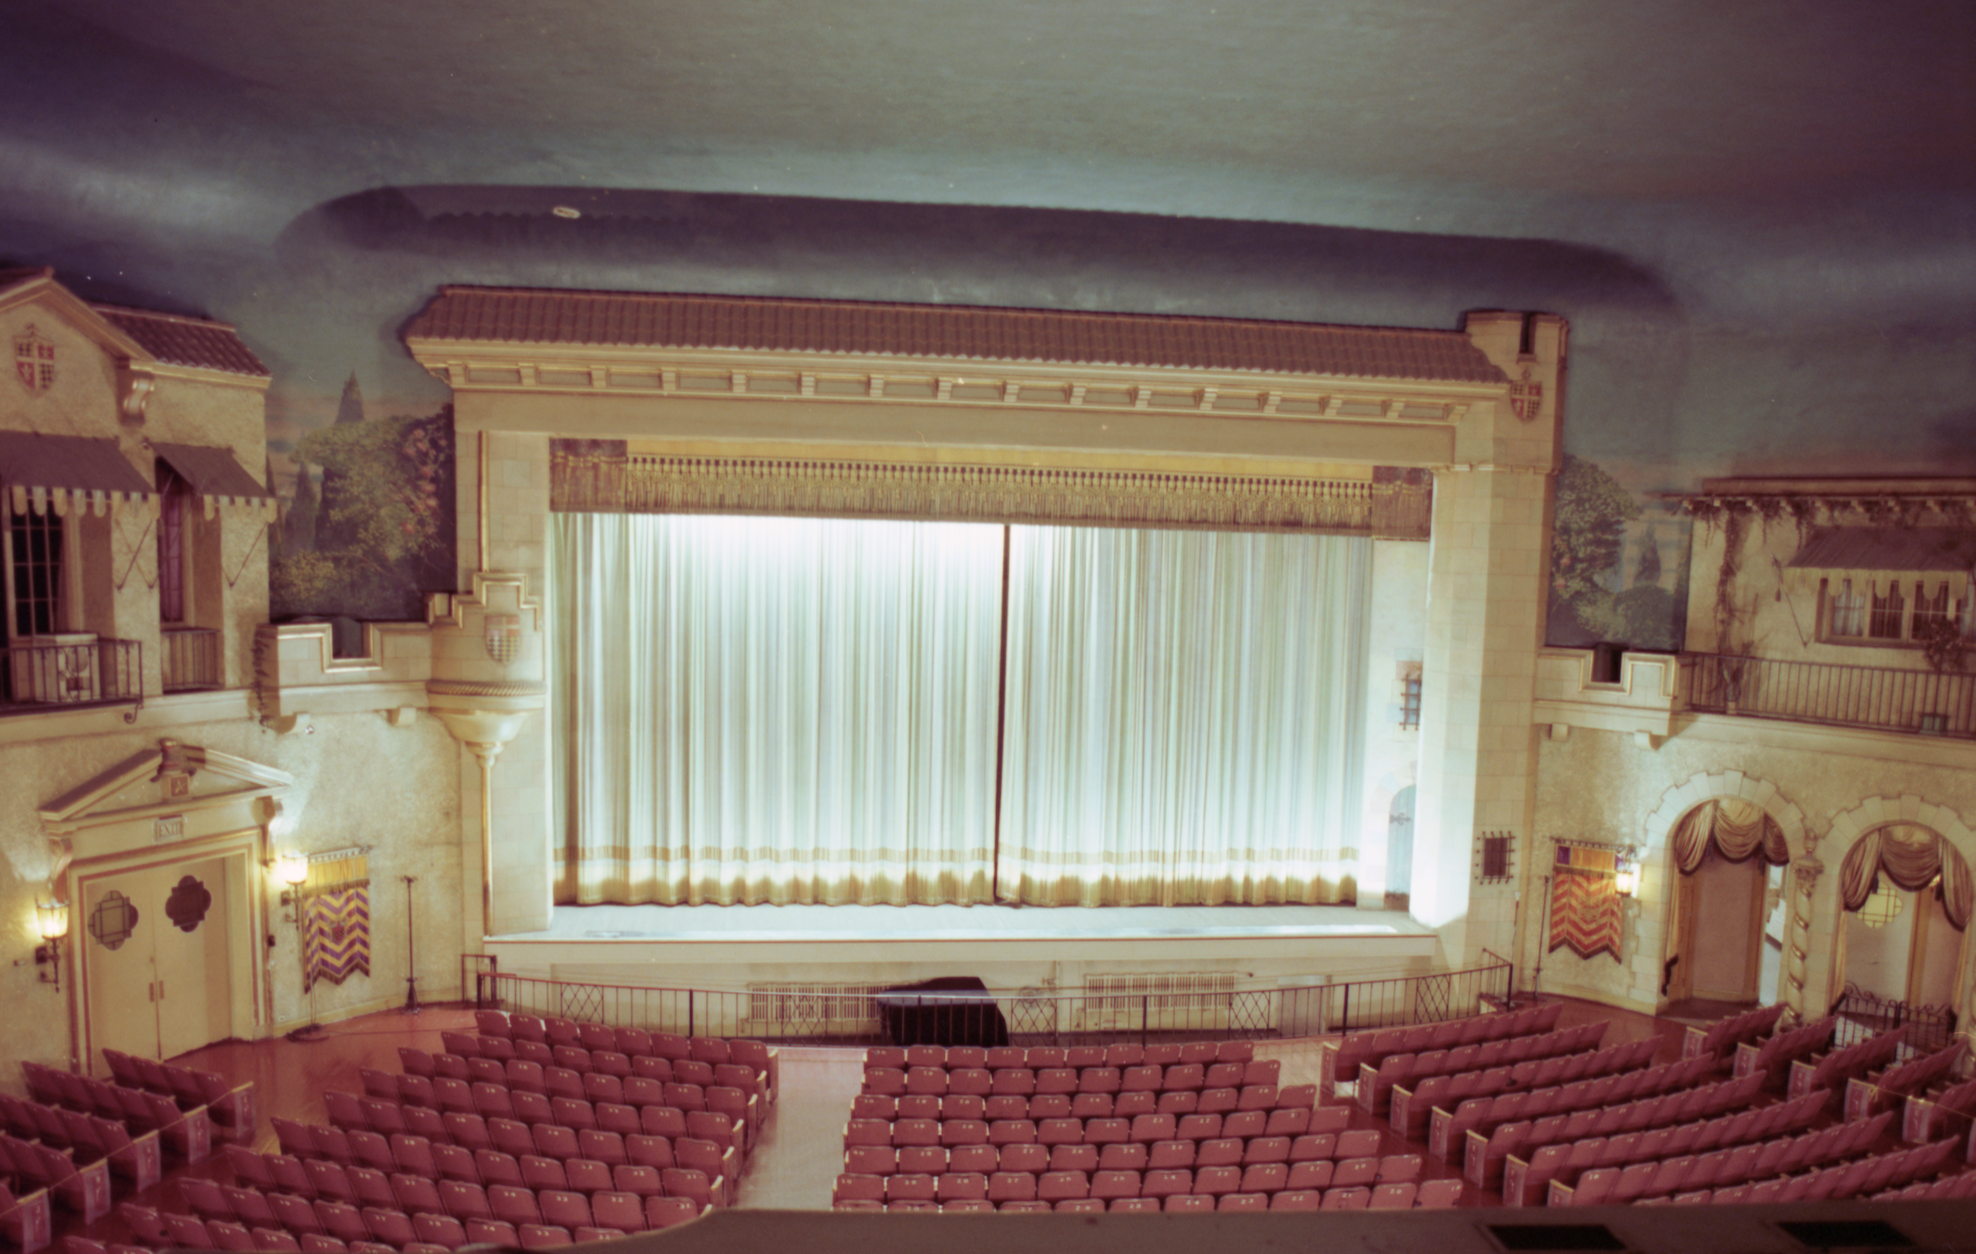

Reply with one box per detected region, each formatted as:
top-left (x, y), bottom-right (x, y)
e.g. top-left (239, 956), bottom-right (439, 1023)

top-left (82, 856), bottom-right (232, 1071)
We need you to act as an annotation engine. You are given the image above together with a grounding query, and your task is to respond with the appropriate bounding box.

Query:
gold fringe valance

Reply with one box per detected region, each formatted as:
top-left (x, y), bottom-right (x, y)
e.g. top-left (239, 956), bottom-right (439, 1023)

top-left (298, 849), bottom-right (369, 900)
top-left (550, 441), bottom-right (1432, 538)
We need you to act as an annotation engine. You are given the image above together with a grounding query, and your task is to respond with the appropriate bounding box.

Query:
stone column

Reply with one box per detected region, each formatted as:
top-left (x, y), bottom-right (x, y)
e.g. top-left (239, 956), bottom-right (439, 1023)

top-left (1411, 312), bottom-right (1564, 969)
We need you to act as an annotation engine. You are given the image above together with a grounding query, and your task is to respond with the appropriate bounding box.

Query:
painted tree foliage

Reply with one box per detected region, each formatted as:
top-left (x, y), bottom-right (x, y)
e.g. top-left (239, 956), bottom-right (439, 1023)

top-left (270, 404), bottom-right (455, 621)
top-left (1548, 454), bottom-right (1641, 646)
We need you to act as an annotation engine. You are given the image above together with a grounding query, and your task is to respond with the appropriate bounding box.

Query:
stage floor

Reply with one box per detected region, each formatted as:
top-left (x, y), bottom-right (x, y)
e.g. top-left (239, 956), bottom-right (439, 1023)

top-left (497, 901), bottom-right (1434, 943)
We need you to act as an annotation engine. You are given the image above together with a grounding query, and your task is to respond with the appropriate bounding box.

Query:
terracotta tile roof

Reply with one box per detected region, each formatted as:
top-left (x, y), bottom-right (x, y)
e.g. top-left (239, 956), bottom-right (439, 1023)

top-left (92, 304), bottom-right (270, 378)
top-left (408, 287), bottom-right (1508, 384)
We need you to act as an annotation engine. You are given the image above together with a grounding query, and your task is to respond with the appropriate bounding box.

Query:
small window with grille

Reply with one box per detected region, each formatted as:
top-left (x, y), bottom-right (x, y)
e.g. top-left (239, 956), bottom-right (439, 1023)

top-left (1399, 675), bottom-right (1422, 729)
top-left (1476, 831), bottom-right (1514, 884)
top-left (1868, 581), bottom-right (1905, 640)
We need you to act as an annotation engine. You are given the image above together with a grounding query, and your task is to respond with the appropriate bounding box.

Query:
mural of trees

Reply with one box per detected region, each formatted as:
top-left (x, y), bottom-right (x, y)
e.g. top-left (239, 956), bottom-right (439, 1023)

top-left (1547, 455), bottom-right (1687, 652)
top-left (270, 392), bottom-right (455, 623)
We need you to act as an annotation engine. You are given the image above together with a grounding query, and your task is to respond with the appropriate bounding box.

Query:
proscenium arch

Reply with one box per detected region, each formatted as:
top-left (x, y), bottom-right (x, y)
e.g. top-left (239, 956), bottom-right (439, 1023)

top-left (1639, 772), bottom-right (1809, 1019)
top-left (1816, 796), bottom-right (1976, 1048)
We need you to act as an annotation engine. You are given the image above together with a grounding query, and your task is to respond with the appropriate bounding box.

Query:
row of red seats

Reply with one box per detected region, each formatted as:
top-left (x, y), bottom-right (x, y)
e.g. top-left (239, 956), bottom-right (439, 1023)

top-left (0, 1180), bottom-right (51, 1253)
top-left (1580, 1135), bottom-right (1960, 1208)
top-left (221, 1142), bottom-right (718, 1210)
top-left (844, 1112), bottom-right (1358, 1154)
top-left (1681, 1002), bottom-right (1785, 1061)
top-left (1398, 1036), bottom-right (1662, 1141)
top-left (846, 1141), bottom-right (1420, 1188)
top-left (1430, 1053), bottom-right (1717, 1171)
top-left (122, 1185), bottom-right (697, 1253)
top-left (1873, 1169), bottom-right (1976, 1203)
top-left (1733, 1015), bottom-right (1835, 1089)
top-left (833, 1155), bottom-right (1434, 1208)
top-left (0, 1134), bottom-right (109, 1226)
top-left (1446, 1065), bottom-right (1758, 1173)
top-left (1359, 1022), bottom-right (1610, 1114)
top-left (1473, 1082), bottom-right (1818, 1193)
top-left (463, 1014), bottom-right (775, 1098)
top-left (850, 1091), bottom-right (1343, 1135)
top-left (12, 1068), bottom-right (211, 1163)
top-left (192, 1166), bottom-right (709, 1230)
top-left (843, 1178), bottom-right (1457, 1212)
top-left (266, 1108), bottom-right (721, 1180)
top-left (1791, 1028), bottom-right (1906, 1107)
top-left (1321, 1002), bottom-right (1565, 1094)
top-left (0, 1094), bottom-right (161, 1192)
top-left (1519, 1110), bottom-right (1894, 1206)
top-left (259, 1120), bottom-right (728, 1201)
top-left (862, 1062), bottom-right (1288, 1101)
top-left (445, 1035), bottom-right (772, 1109)
top-left (94, 1053), bottom-right (253, 1144)
top-left (864, 1039), bottom-right (1256, 1072)
top-left (849, 1129), bottom-right (1391, 1176)
top-left (310, 1082), bottom-right (746, 1164)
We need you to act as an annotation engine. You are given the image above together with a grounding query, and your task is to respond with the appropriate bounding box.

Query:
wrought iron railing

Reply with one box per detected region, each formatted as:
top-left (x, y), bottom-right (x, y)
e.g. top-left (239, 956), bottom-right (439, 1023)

top-left (461, 952), bottom-right (1514, 1046)
top-left (1685, 652), bottom-right (1976, 739)
top-left (0, 637), bottom-right (141, 710)
top-left (161, 627), bottom-right (222, 692)
top-left (1829, 983), bottom-right (1959, 1055)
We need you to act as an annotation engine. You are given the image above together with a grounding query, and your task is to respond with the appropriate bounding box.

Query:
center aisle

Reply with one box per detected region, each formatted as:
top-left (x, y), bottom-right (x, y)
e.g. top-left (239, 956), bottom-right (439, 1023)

top-left (732, 1048), bottom-right (865, 1209)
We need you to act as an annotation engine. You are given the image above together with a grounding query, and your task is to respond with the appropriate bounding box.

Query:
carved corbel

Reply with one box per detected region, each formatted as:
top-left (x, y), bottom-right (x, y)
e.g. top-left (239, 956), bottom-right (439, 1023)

top-left (119, 368), bottom-right (155, 422)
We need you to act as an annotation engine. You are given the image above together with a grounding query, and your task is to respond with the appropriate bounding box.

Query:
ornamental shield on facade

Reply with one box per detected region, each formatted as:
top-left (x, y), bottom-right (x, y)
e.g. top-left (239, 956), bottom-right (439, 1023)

top-left (1509, 365), bottom-right (1543, 423)
top-left (484, 614), bottom-right (521, 665)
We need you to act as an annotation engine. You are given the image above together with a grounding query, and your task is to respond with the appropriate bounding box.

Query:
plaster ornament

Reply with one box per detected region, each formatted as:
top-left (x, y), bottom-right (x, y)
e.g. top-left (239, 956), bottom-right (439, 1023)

top-left (13, 324), bottom-right (54, 393)
top-left (484, 614), bottom-right (521, 665)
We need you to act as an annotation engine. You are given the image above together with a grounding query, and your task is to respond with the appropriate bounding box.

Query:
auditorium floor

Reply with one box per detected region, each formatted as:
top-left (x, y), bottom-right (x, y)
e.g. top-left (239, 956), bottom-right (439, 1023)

top-left (58, 995), bottom-right (1692, 1246)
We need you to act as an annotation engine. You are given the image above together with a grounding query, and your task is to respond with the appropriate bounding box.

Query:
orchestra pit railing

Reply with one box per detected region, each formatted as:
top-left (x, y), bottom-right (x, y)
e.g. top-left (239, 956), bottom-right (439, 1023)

top-left (462, 951), bottom-right (1514, 1046)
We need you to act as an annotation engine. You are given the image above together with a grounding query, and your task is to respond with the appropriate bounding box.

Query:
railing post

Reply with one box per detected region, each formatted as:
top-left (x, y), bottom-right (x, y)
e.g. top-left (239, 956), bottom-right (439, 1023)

top-left (1140, 994), bottom-right (1149, 1047)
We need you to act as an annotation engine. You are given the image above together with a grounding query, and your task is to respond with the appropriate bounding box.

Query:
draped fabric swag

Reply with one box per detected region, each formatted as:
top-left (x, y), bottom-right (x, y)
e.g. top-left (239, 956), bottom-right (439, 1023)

top-left (996, 526), bottom-right (1368, 905)
top-left (1839, 823), bottom-right (1973, 930)
top-left (551, 514), bottom-right (1003, 905)
top-left (550, 513), bottom-right (1372, 907)
top-left (1670, 798), bottom-right (1789, 873)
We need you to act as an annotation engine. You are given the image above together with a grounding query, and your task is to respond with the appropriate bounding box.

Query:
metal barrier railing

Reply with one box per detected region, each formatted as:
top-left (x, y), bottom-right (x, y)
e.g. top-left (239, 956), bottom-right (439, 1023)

top-left (461, 951), bottom-right (1515, 1046)
top-left (1, 637), bottom-right (141, 709)
top-left (1829, 982), bottom-right (1959, 1055)
top-left (1686, 651), bottom-right (1976, 739)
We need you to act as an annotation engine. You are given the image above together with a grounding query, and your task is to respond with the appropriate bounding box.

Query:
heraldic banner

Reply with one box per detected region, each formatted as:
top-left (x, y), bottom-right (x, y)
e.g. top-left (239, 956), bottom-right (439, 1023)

top-left (1549, 844), bottom-right (1623, 962)
top-left (301, 851), bottom-right (372, 991)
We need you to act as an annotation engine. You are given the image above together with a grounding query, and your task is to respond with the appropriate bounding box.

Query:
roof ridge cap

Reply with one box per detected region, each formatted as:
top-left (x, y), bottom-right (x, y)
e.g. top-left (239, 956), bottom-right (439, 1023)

top-left (91, 302), bottom-right (240, 332)
top-left (429, 284), bottom-right (1471, 338)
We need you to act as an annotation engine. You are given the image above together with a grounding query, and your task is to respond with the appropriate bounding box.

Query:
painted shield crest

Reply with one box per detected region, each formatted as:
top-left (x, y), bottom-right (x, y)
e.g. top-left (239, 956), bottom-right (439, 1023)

top-left (484, 614), bottom-right (521, 664)
top-left (1509, 366), bottom-right (1543, 423)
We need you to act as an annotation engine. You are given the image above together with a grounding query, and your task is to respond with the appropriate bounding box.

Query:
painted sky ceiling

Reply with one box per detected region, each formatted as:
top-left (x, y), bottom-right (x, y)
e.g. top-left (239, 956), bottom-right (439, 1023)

top-left (1, 0), bottom-right (1971, 498)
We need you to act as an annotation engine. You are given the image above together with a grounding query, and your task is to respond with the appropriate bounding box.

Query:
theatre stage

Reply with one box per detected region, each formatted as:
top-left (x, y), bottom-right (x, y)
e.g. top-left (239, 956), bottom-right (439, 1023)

top-left (482, 903), bottom-right (1442, 993)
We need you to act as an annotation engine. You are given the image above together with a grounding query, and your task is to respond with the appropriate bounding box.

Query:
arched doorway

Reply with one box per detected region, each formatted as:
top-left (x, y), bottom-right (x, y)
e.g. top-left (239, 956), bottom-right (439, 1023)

top-left (1837, 823), bottom-right (1969, 1015)
top-left (1663, 798), bottom-right (1789, 1007)
top-left (1386, 786), bottom-right (1415, 911)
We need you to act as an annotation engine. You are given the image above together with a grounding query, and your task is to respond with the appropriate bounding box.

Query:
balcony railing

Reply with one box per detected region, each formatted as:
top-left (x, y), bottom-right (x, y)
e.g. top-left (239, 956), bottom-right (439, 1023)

top-left (1685, 651), bottom-right (1976, 739)
top-left (161, 626), bottom-right (222, 692)
top-left (0, 637), bottom-right (141, 710)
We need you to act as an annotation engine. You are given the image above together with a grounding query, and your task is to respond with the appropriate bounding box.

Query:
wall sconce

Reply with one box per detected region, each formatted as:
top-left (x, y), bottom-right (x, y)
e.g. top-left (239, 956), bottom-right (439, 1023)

top-left (35, 899), bottom-right (69, 987)
top-left (275, 852), bottom-right (309, 906)
top-left (1613, 855), bottom-right (1640, 898)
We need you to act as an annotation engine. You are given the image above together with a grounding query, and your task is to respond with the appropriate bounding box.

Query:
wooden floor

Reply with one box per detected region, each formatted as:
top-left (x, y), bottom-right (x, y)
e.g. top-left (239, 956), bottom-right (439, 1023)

top-left (52, 996), bottom-right (1696, 1247)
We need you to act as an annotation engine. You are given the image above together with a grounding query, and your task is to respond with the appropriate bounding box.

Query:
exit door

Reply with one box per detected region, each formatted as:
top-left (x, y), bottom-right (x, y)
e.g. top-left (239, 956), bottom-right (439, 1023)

top-left (82, 857), bottom-right (232, 1071)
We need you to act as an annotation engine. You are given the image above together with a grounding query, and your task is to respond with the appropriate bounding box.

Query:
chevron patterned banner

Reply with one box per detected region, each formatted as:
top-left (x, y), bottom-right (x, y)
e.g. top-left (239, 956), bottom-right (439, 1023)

top-left (303, 886), bottom-right (371, 991)
top-left (1549, 845), bottom-right (1622, 962)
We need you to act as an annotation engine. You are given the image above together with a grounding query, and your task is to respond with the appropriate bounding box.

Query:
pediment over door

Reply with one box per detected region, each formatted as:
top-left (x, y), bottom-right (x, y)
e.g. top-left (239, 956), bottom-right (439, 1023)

top-left (41, 739), bottom-right (292, 867)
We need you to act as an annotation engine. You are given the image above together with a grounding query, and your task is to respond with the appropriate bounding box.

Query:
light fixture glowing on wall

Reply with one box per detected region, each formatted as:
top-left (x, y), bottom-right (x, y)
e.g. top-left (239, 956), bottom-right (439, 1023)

top-left (35, 899), bottom-right (68, 987)
top-left (275, 852), bottom-right (309, 905)
top-left (1612, 852), bottom-right (1639, 898)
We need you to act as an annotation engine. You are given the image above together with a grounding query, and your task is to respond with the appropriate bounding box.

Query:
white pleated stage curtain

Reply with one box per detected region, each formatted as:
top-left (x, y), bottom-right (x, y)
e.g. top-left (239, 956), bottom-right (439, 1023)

top-left (550, 513), bottom-right (1003, 905)
top-left (997, 526), bottom-right (1370, 906)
